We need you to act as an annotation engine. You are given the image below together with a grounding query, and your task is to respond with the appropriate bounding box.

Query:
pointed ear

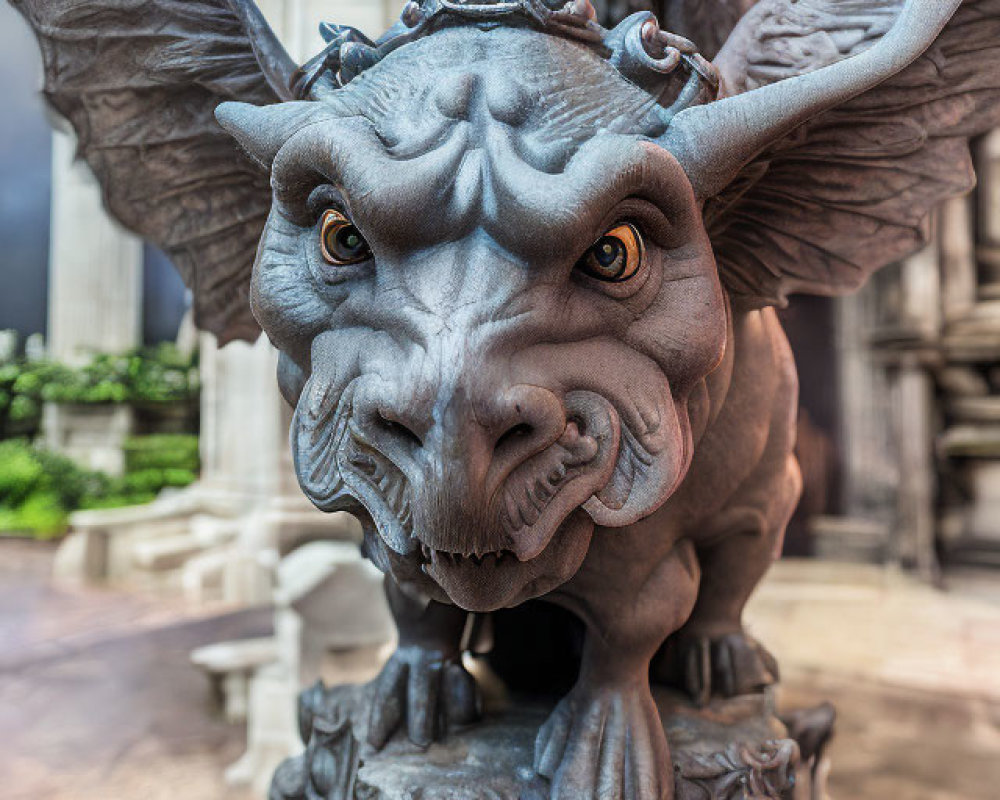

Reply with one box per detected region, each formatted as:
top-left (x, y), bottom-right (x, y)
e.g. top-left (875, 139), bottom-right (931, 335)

top-left (216, 101), bottom-right (336, 170)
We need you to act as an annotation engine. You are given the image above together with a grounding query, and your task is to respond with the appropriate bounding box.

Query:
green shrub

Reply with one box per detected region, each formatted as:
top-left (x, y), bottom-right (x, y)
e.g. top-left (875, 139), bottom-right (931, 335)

top-left (9, 395), bottom-right (39, 422)
top-left (0, 343), bottom-right (199, 442)
top-left (161, 468), bottom-right (197, 487)
top-left (119, 468), bottom-right (197, 496)
top-left (0, 438), bottom-right (197, 539)
top-left (0, 440), bottom-right (44, 505)
top-left (33, 448), bottom-right (111, 510)
top-left (123, 434), bottom-right (200, 472)
top-left (80, 492), bottom-right (157, 511)
top-left (13, 490), bottom-right (67, 539)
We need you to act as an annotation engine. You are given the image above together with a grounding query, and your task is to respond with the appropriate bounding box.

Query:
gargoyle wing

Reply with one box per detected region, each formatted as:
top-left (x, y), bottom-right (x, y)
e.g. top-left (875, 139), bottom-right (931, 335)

top-left (667, 0), bottom-right (1000, 308)
top-left (11, 0), bottom-right (297, 342)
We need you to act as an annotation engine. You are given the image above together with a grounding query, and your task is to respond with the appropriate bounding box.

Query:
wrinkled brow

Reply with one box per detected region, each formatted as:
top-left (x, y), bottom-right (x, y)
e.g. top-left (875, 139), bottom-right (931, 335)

top-left (271, 119), bottom-right (696, 260)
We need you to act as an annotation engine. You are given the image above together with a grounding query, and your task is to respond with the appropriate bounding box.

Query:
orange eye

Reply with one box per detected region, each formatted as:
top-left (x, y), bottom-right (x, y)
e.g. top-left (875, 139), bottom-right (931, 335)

top-left (578, 223), bottom-right (644, 282)
top-left (320, 209), bottom-right (371, 265)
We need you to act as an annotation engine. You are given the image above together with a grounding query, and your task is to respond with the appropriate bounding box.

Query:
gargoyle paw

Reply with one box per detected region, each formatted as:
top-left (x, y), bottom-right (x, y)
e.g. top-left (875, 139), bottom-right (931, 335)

top-left (533, 682), bottom-right (670, 800)
top-left (366, 646), bottom-right (481, 750)
top-left (661, 631), bottom-right (779, 706)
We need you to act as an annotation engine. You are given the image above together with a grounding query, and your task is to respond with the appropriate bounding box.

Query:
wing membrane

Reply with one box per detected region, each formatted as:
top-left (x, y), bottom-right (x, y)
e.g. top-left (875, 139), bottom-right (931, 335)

top-left (13, 0), bottom-right (281, 342)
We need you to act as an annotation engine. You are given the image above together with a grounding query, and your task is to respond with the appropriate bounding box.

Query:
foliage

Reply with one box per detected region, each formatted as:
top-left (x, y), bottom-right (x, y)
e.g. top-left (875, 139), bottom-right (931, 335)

top-left (39, 344), bottom-right (200, 406)
top-left (0, 436), bottom-right (199, 539)
top-left (0, 440), bottom-right (45, 505)
top-left (0, 343), bottom-right (199, 441)
top-left (0, 440), bottom-right (100, 539)
top-left (123, 434), bottom-right (200, 473)
top-left (0, 361), bottom-right (53, 439)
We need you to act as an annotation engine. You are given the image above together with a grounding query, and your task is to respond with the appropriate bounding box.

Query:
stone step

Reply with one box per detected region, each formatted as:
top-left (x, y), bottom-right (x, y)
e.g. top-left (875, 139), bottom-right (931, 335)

top-left (132, 533), bottom-right (217, 572)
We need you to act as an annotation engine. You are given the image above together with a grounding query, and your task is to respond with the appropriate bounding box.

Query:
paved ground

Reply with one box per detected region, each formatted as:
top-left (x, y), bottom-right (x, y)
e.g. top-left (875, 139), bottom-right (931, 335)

top-left (0, 539), bottom-right (267, 800)
top-left (2, 539), bottom-right (999, 799)
top-left (748, 561), bottom-right (1000, 800)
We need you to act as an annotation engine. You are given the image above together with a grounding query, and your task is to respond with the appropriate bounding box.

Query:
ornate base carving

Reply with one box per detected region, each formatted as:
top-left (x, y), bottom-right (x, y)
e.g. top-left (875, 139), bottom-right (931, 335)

top-left (269, 681), bottom-right (834, 800)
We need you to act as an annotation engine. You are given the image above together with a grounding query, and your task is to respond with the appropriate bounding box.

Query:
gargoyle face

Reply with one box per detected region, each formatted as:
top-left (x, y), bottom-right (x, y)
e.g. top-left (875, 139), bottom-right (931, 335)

top-left (236, 25), bottom-right (727, 611)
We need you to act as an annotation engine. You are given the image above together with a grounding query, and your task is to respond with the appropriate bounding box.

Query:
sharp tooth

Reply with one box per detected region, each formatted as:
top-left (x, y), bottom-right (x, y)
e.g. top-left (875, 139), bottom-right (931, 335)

top-left (534, 479), bottom-right (551, 503)
top-left (502, 493), bottom-right (523, 532)
top-left (520, 490), bottom-right (541, 527)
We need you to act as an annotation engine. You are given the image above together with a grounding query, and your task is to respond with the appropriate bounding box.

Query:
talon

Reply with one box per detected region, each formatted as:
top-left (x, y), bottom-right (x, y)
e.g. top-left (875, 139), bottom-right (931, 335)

top-left (654, 631), bottom-right (779, 704)
top-left (366, 647), bottom-right (482, 750)
top-left (534, 682), bottom-right (670, 800)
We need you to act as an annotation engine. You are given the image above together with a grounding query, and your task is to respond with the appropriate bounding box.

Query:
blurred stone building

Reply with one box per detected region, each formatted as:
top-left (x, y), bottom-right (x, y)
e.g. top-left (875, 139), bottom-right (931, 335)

top-left (786, 133), bottom-right (1000, 579)
top-left (5, 1), bottom-right (1000, 794)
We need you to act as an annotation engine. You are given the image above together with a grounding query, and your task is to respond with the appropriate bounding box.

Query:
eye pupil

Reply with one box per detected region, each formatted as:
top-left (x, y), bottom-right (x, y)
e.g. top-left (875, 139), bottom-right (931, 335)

top-left (596, 239), bottom-right (621, 267)
top-left (340, 230), bottom-right (361, 250)
top-left (320, 210), bottom-right (371, 265)
top-left (578, 223), bottom-right (644, 283)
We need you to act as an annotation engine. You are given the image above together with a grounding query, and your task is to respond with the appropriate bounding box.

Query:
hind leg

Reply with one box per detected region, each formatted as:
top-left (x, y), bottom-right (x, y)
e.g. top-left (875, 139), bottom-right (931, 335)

top-left (654, 457), bottom-right (800, 704)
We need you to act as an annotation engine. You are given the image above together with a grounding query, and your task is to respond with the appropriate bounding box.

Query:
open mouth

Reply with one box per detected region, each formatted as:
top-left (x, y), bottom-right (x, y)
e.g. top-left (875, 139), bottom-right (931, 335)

top-left (403, 508), bottom-right (597, 611)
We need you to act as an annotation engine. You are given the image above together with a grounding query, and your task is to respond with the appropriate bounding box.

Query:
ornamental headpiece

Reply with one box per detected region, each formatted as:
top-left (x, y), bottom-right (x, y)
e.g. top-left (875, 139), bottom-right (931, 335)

top-left (280, 0), bottom-right (719, 119)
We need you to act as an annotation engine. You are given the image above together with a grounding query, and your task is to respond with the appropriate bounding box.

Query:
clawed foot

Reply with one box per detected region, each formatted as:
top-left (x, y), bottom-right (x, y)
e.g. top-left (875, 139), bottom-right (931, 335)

top-left (366, 645), bottom-right (481, 749)
top-left (657, 631), bottom-right (779, 706)
top-left (534, 681), bottom-right (671, 800)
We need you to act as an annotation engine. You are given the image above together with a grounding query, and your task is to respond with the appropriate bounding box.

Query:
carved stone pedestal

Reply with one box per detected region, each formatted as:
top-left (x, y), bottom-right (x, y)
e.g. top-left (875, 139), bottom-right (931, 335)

top-left (270, 682), bottom-right (833, 800)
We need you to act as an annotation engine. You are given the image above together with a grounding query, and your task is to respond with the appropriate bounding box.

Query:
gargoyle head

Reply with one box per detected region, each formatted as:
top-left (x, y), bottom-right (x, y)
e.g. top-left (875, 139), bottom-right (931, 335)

top-left (214, 0), bottom-right (964, 611)
top-left (219, 6), bottom-right (730, 611)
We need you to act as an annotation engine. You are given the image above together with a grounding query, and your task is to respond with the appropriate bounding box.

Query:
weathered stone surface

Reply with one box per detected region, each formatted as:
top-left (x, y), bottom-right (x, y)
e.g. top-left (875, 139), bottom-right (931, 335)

top-left (270, 683), bottom-right (825, 800)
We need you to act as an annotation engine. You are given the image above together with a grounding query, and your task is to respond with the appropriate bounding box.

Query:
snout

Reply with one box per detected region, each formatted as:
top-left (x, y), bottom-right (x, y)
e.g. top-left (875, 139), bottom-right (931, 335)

top-left (350, 380), bottom-right (620, 563)
top-left (357, 382), bottom-right (569, 499)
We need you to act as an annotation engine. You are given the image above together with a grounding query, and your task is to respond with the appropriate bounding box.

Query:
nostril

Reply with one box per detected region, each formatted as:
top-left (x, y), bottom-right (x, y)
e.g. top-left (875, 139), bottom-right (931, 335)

top-left (376, 410), bottom-right (424, 450)
top-left (494, 422), bottom-right (534, 453)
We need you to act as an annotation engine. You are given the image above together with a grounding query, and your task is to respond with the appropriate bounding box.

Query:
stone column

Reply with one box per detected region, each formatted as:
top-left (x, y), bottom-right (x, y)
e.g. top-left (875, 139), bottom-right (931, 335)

top-left (46, 132), bottom-right (143, 364)
top-left (975, 130), bottom-right (1000, 297)
top-left (893, 354), bottom-right (939, 580)
top-left (939, 194), bottom-right (978, 324)
top-left (43, 131), bottom-right (143, 474)
top-left (833, 283), bottom-right (899, 550)
top-left (890, 241), bottom-right (942, 581)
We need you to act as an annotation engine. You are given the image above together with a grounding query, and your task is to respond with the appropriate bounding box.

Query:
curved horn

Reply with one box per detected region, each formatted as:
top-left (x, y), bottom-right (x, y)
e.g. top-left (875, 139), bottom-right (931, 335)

top-left (216, 101), bottom-right (336, 167)
top-left (661, 0), bottom-right (962, 200)
top-left (227, 0), bottom-right (298, 101)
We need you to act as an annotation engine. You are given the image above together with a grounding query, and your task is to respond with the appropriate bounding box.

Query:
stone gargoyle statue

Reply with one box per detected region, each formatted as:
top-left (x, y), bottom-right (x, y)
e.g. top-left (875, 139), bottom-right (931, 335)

top-left (14, 0), bottom-right (1000, 797)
